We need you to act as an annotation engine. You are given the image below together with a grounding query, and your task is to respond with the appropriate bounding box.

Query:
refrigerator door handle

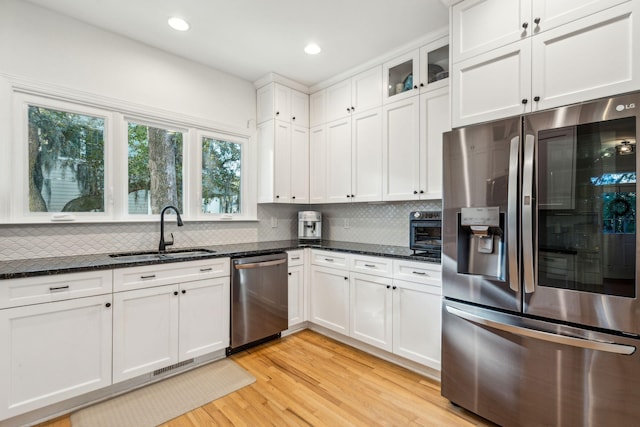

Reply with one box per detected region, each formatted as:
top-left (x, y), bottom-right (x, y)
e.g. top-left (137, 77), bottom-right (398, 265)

top-left (446, 304), bottom-right (636, 355)
top-left (522, 134), bottom-right (535, 293)
top-left (507, 136), bottom-right (520, 292)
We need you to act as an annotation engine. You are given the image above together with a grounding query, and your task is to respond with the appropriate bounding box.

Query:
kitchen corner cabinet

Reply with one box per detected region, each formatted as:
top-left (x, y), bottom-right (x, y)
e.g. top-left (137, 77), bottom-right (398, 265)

top-left (257, 120), bottom-right (309, 204)
top-left (325, 66), bottom-right (382, 123)
top-left (451, 0), bottom-right (639, 127)
top-left (112, 259), bottom-right (230, 383)
top-left (287, 250), bottom-right (306, 328)
top-left (325, 108), bottom-right (383, 203)
top-left (0, 272), bottom-right (113, 420)
top-left (257, 82), bottom-right (309, 126)
top-left (309, 125), bottom-right (327, 203)
top-left (309, 251), bottom-right (351, 334)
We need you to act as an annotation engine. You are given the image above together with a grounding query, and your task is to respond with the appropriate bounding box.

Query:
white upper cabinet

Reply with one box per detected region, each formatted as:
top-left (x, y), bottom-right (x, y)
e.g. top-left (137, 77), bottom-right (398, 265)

top-left (451, 0), bottom-right (639, 126)
top-left (383, 50), bottom-right (421, 103)
top-left (419, 36), bottom-right (450, 93)
top-left (324, 66), bottom-right (382, 122)
top-left (452, 0), bottom-right (530, 63)
top-left (310, 90), bottom-right (326, 127)
top-left (451, 0), bottom-right (628, 63)
top-left (309, 125), bottom-right (327, 204)
top-left (257, 83), bottom-right (309, 126)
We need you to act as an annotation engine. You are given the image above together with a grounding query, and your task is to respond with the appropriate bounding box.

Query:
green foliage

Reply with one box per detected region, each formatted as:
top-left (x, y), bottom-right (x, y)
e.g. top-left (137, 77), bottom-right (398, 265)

top-left (202, 138), bottom-right (241, 213)
top-left (28, 106), bottom-right (105, 212)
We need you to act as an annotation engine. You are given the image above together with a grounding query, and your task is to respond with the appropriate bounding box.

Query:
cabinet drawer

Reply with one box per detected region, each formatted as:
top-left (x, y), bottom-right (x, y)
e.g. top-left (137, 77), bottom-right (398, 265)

top-left (0, 270), bottom-right (113, 309)
top-left (113, 258), bottom-right (230, 292)
top-left (311, 250), bottom-right (350, 269)
top-left (350, 254), bottom-right (393, 278)
top-left (288, 250), bottom-right (305, 267)
top-left (393, 259), bottom-right (441, 285)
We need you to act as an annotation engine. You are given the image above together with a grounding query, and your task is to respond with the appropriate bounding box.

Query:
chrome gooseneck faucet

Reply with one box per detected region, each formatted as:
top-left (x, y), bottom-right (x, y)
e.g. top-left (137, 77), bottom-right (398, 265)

top-left (159, 205), bottom-right (183, 252)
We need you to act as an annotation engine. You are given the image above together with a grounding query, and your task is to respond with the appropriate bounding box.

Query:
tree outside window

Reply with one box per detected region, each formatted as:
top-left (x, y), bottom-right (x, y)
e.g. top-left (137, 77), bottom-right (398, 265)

top-left (201, 137), bottom-right (241, 214)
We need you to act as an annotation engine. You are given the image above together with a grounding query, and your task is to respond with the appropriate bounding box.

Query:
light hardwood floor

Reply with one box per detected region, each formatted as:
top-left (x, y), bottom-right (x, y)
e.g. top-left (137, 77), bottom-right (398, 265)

top-left (37, 329), bottom-right (494, 426)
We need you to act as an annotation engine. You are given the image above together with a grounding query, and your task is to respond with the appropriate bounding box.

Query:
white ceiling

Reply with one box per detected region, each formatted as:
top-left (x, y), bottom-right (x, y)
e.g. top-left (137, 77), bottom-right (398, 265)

top-left (25, 0), bottom-right (449, 88)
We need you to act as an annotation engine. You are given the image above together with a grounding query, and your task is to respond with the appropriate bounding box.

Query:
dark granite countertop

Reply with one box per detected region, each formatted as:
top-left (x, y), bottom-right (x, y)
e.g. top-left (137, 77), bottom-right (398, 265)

top-left (0, 240), bottom-right (440, 280)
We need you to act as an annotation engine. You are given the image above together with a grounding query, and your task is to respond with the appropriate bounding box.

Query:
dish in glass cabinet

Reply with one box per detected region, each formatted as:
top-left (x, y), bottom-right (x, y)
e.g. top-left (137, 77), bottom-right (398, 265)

top-left (428, 64), bottom-right (444, 83)
top-left (403, 73), bottom-right (413, 91)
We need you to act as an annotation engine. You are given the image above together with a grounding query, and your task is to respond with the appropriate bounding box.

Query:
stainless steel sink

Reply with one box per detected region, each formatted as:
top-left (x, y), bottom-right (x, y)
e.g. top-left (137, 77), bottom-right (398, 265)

top-left (109, 248), bottom-right (216, 262)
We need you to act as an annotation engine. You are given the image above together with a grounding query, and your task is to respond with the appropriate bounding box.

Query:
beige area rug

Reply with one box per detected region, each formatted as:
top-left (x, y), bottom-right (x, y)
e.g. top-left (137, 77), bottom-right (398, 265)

top-left (71, 359), bottom-right (255, 427)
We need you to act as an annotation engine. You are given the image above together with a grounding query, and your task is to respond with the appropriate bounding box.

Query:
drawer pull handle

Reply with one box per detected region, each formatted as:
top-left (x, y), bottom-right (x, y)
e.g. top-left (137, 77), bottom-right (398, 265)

top-left (49, 285), bottom-right (69, 292)
top-left (200, 268), bottom-right (213, 272)
top-left (140, 274), bottom-right (156, 279)
top-left (291, 256), bottom-right (301, 260)
top-left (364, 264), bottom-right (377, 268)
top-left (412, 271), bottom-right (428, 276)
top-left (324, 258), bottom-right (334, 262)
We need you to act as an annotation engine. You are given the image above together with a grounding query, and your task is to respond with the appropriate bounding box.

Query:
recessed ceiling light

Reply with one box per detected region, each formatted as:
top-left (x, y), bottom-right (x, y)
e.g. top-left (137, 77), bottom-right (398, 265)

top-left (168, 17), bottom-right (190, 32)
top-left (304, 43), bottom-right (321, 55)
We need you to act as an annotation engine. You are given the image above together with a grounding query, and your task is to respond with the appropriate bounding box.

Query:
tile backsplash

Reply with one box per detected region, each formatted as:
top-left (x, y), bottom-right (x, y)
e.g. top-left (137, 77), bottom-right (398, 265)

top-left (0, 200), bottom-right (441, 261)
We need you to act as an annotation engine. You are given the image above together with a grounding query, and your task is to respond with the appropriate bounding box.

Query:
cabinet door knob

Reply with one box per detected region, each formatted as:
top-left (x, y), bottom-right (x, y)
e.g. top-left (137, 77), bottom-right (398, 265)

top-left (522, 22), bottom-right (529, 29)
top-left (292, 196), bottom-right (296, 199)
top-left (292, 116), bottom-right (296, 121)
top-left (351, 106), bottom-right (355, 111)
top-left (413, 190), bottom-right (418, 194)
top-left (346, 194), bottom-right (351, 198)
top-left (276, 195), bottom-right (280, 198)
top-left (534, 96), bottom-right (540, 102)
top-left (173, 291), bottom-right (179, 296)
top-left (347, 107), bottom-right (351, 112)
top-left (522, 99), bottom-right (528, 105)
top-left (386, 285), bottom-right (391, 289)
top-left (105, 302), bottom-right (111, 308)
top-left (413, 85), bottom-right (418, 89)
top-left (351, 194), bottom-right (355, 198)
top-left (534, 17), bottom-right (541, 25)
top-left (182, 289), bottom-right (186, 294)
top-left (275, 111), bottom-right (280, 116)
top-left (288, 272), bottom-right (292, 276)
top-left (344, 277), bottom-right (348, 280)
top-left (419, 190), bottom-right (424, 194)
top-left (420, 83), bottom-right (424, 87)
top-left (392, 286), bottom-right (397, 290)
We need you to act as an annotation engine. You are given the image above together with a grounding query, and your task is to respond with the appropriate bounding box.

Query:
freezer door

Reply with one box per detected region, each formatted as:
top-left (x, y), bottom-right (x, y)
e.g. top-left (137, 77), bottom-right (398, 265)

top-left (442, 300), bottom-right (640, 427)
top-left (523, 91), bottom-right (640, 335)
top-left (442, 117), bottom-right (521, 311)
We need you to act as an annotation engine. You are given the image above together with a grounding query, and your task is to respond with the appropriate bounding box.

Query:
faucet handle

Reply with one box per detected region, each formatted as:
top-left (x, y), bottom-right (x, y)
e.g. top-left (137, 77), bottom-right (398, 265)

top-left (166, 232), bottom-right (175, 247)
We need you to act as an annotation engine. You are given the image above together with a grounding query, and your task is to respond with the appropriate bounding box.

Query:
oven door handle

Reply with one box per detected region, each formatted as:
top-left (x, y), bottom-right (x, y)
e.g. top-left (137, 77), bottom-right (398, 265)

top-left (446, 305), bottom-right (636, 355)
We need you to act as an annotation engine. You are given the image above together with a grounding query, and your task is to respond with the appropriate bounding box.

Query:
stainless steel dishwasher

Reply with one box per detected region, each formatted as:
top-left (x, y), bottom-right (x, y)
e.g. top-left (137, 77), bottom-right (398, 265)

top-left (228, 252), bottom-right (288, 354)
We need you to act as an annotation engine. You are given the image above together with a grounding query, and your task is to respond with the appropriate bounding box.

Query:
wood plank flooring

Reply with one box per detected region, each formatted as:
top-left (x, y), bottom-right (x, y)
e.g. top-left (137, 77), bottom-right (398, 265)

top-left (36, 330), bottom-right (494, 426)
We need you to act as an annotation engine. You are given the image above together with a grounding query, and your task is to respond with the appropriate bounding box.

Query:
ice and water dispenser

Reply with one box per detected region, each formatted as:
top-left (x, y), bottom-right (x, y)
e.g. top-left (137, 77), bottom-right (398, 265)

top-left (457, 207), bottom-right (506, 281)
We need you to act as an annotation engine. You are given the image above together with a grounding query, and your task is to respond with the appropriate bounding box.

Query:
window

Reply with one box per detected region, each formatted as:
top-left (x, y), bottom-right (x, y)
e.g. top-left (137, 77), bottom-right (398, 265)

top-left (201, 136), bottom-right (242, 214)
top-left (27, 105), bottom-right (106, 213)
top-left (127, 121), bottom-right (183, 215)
top-left (10, 90), bottom-right (254, 223)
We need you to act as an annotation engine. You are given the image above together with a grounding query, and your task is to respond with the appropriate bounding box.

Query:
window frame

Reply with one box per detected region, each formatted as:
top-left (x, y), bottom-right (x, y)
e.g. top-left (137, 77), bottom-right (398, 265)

top-left (12, 93), bottom-right (115, 223)
top-left (8, 89), bottom-right (256, 224)
top-left (194, 130), bottom-right (254, 220)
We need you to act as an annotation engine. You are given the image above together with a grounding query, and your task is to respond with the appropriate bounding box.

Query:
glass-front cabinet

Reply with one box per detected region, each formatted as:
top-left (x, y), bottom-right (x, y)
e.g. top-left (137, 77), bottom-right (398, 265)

top-left (383, 36), bottom-right (449, 104)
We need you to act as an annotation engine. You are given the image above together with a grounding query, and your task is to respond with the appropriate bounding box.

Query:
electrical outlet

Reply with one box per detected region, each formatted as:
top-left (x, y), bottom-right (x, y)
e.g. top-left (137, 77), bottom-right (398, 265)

top-left (344, 218), bottom-right (350, 229)
top-left (271, 217), bottom-right (278, 228)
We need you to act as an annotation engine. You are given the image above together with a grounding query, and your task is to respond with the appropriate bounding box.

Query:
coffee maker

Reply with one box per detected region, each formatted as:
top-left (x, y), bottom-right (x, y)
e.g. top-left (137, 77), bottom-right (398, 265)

top-left (298, 211), bottom-right (322, 240)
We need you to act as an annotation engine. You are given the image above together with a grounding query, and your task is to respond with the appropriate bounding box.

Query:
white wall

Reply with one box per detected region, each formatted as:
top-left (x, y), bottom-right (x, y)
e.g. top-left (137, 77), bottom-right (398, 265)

top-left (0, 0), bottom-right (256, 131)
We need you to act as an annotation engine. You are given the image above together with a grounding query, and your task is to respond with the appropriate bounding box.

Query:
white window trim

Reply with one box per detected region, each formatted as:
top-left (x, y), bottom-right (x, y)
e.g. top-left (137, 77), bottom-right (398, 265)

top-left (12, 92), bottom-right (115, 223)
top-left (194, 130), bottom-right (256, 221)
top-left (6, 80), bottom-right (257, 224)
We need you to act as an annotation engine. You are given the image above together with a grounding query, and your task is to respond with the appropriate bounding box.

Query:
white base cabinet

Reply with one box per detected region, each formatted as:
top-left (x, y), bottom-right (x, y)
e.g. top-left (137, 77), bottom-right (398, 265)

top-left (309, 250), bottom-right (442, 370)
top-left (112, 259), bottom-right (230, 383)
top-left (0, 294), bottom-right (112, 420)
top-left (287, 250), bottom-right (306, 328)
top-left (309, 266), bottom-right (350, 335)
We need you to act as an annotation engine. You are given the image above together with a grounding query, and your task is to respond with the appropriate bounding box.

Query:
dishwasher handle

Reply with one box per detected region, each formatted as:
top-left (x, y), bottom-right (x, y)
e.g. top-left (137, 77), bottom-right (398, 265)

top-left (234, 258), bottom-right (287, 270)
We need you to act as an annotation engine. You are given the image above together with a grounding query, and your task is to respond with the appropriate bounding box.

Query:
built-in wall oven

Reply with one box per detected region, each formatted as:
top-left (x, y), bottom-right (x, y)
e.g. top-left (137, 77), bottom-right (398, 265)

top-left (409, 211), bottom-right (441, 258)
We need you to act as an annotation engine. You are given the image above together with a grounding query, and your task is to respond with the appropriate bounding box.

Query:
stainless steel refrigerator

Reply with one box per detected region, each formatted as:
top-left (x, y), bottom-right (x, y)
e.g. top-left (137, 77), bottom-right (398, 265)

top-left (442, 91), bottom-right (640, 426)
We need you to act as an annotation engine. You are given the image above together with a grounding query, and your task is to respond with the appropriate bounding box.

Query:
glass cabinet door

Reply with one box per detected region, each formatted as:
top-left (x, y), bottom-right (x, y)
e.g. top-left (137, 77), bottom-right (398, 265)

top-left (420, 37), bottom-right (449, 92)
top-left (536, 116), bottom-right (636, 298)
top-left (383, 50), bottom-right (419, 104)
